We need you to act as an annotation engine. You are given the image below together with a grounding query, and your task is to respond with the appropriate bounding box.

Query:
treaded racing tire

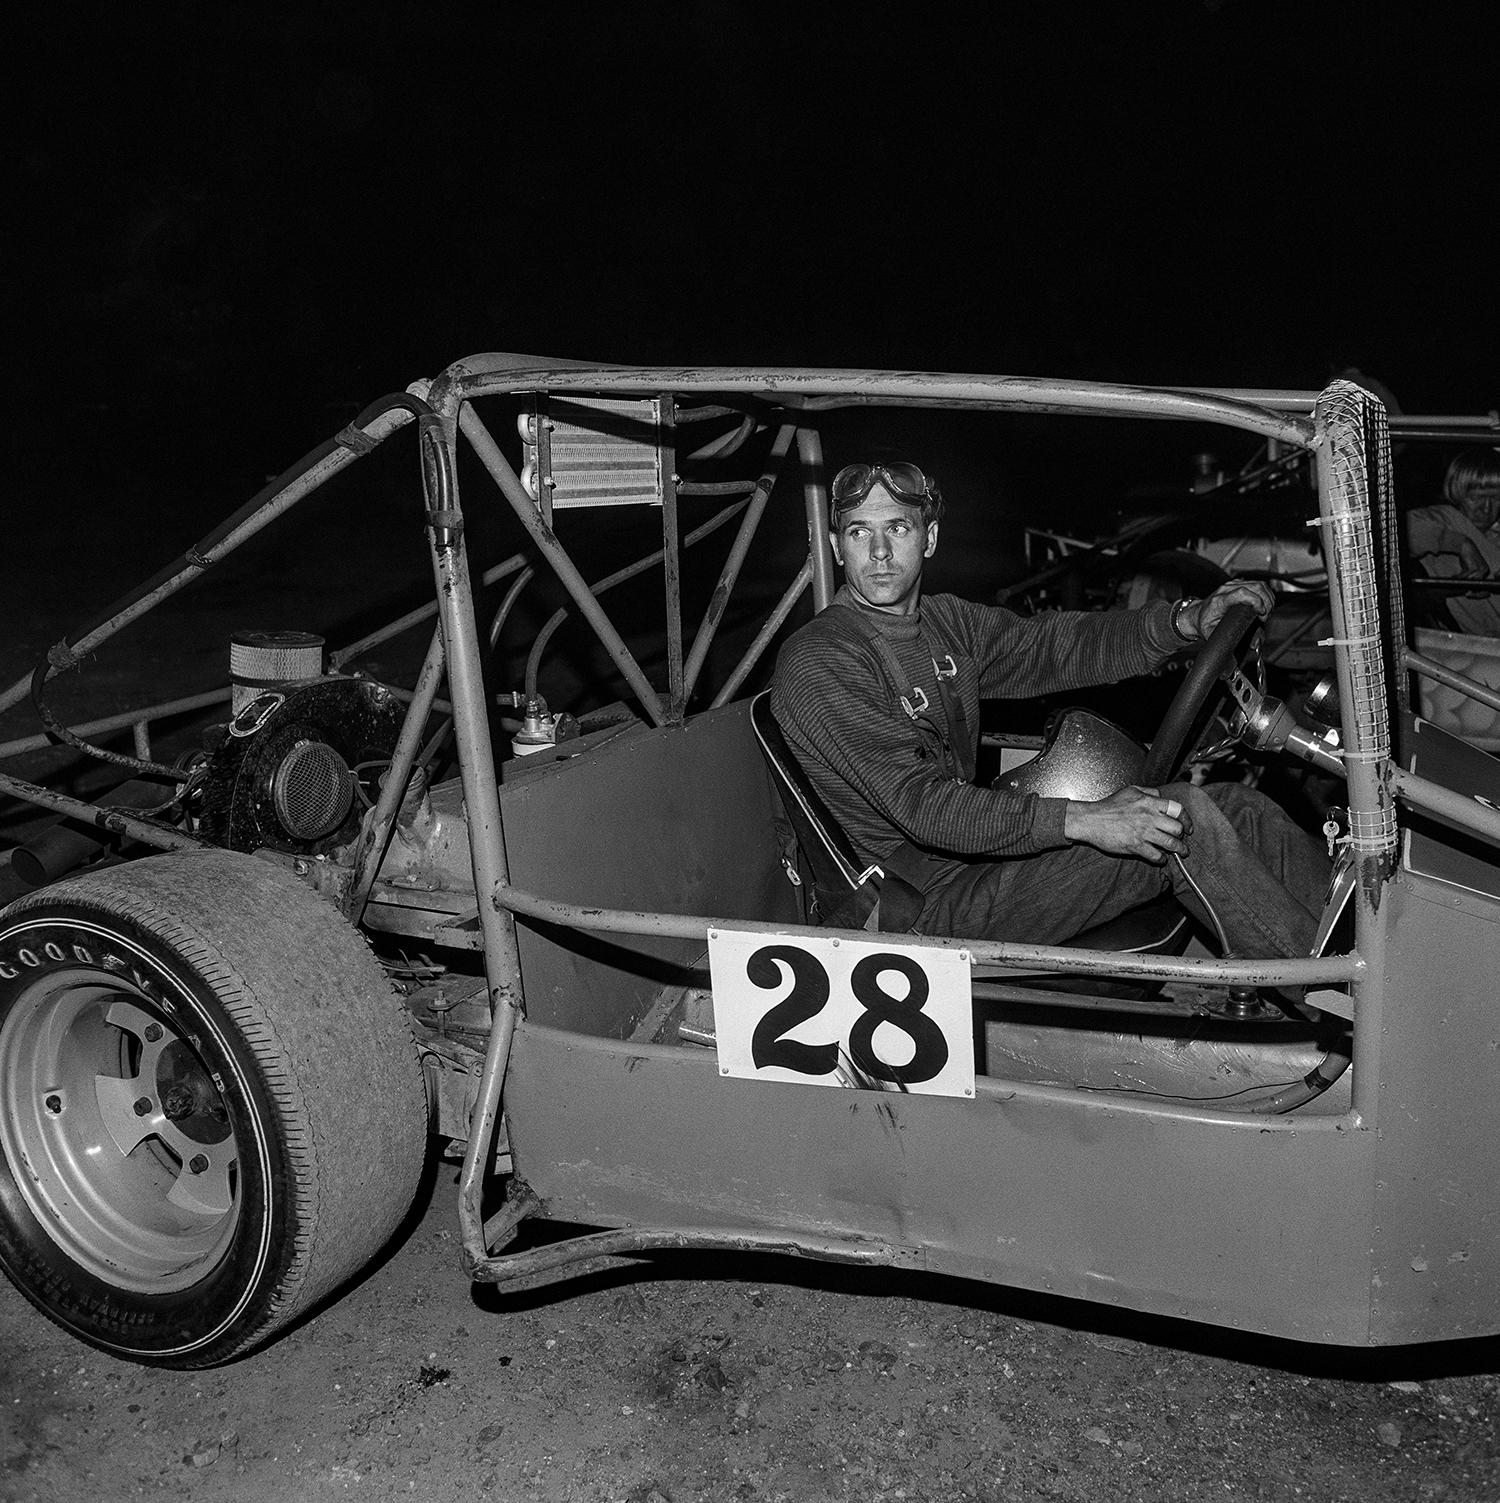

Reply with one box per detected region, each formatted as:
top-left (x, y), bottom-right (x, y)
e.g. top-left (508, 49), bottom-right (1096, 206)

top-left (0, 849), bottom-right (427, 1367)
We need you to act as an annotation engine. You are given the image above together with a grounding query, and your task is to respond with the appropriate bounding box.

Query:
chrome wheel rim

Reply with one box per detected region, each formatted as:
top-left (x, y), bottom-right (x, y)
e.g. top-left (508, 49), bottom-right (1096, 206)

top-left (0, 969), bottom-right (240, 1293)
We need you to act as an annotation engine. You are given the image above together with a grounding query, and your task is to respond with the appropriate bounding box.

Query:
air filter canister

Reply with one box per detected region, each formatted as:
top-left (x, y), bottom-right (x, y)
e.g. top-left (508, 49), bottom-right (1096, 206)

top-left (230, 631), bottom-right (325, 713)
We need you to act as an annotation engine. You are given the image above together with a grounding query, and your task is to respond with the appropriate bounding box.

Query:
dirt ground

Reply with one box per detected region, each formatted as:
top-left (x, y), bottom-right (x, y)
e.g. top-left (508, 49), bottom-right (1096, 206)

top-left (4, 452), bottom-right (1500, 1502)
top-left (4, 1160), bottom-right (1500, 1503)
top-left (5, 1147), bottom-right (1500, 1503)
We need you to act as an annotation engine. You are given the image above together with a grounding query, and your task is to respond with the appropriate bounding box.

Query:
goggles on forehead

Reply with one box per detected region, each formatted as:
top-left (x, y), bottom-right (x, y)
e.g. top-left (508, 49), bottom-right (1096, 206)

top-left (829, 461), bottom-right (943, 518)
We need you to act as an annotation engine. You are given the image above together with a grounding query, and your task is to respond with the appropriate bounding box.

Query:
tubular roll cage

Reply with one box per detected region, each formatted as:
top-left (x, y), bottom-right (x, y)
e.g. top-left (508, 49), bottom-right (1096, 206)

top-left (6, 357), bottom-right (1500, 1290)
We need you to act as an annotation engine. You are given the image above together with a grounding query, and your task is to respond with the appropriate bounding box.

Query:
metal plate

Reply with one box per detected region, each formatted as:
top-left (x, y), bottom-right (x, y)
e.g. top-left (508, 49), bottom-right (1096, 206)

top-left (709, 928), bottom-right (975, 1098)
top-left (1404, 717), bottom-right (1500, 903)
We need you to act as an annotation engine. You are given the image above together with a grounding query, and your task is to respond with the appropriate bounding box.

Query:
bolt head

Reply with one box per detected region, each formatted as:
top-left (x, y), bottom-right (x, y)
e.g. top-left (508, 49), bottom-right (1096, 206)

top-left (143, 1023), bottom-right (163, 1043)
top-left (188, 1154), bottom-right (209, 1175)
top-left (44, 1094), bottom-right (62, 1115)
top-left (162, 1085), bottom-right (197, 1121)
top-left (133, 1096), bottom-right (153, 1117)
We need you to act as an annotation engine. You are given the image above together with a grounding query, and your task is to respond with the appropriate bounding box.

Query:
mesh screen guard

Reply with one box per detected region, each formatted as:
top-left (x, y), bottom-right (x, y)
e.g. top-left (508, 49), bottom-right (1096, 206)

top-left (272, 739), bottom-right (355, 841)
top-left (1315, 381), bottom-right (1400, 870)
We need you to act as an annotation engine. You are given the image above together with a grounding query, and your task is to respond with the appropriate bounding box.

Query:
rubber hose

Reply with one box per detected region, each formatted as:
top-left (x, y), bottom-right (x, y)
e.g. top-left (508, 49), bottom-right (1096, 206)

top-left (1246, 1047), bottom-right (1352, 1115)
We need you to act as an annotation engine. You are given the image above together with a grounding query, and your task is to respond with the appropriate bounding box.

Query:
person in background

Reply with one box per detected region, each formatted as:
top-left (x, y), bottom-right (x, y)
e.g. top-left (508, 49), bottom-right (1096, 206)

top-left (1406, 449), bottom-right (1500, 637)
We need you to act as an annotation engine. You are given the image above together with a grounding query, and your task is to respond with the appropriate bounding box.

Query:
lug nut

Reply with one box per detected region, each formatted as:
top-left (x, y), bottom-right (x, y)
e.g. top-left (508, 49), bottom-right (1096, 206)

top-left (44, 1094), bottom-right (62, 1115)
top-left (133, 1096), bottom-right (153, 1116)
top-left (143, 1023), bottom-right (163, 1043)
top-left (188, 1154), bottom-right (209, 1175)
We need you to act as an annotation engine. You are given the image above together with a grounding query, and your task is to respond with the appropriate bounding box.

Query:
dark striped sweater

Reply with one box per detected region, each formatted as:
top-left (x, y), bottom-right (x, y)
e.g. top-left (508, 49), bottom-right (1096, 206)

top-left (769, 587), bottom-right (1182, 883)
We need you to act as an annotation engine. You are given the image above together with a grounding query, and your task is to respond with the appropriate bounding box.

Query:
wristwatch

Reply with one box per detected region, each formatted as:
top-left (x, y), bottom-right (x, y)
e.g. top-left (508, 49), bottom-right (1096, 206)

top-left (1169, 596), bottom-right (1202, 642)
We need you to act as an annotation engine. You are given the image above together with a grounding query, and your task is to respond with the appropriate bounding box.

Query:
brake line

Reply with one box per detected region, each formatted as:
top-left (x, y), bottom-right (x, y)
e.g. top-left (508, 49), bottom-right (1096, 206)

top-left (1170, 852), bottom-right (1231, 955)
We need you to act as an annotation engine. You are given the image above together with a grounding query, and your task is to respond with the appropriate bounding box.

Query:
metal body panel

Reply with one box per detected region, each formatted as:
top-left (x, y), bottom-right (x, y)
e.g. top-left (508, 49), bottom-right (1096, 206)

top-left (1405, 718), bottom-right (1500, 901)
top-left (505, 1021), bottom-right (1378, 1344)
top-left (1369, 872), bottom-right (1500, 1343)
top-left (496, 700), bottom-right (800, 1038)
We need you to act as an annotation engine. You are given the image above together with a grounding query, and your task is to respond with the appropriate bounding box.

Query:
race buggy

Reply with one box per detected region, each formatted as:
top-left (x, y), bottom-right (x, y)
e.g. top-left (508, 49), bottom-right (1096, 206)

top-left (4, 357), bottom-right (1500, 1368)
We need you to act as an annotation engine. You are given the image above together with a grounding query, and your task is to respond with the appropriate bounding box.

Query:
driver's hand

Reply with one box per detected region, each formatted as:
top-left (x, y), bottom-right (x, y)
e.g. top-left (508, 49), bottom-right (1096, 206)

top-left (1186, 580), bottom-right (1276, 641)
top-left (1063, 785), bottom-right (1192, 865)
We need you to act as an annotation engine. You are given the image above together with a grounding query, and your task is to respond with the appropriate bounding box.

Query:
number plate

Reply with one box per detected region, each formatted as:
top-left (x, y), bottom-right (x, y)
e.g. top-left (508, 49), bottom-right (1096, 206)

top-left (707, 928), bottom-right (975, 1098)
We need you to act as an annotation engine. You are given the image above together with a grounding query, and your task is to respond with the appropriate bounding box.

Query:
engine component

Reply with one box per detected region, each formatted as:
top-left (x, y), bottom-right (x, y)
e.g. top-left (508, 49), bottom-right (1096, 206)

top-left (510, 700), bottom-right (580, 757)
top-left (9, 777), bottom-right (177, 889)
top-left (518, 396), bottom-right (666, 521)
top-left (199, 678), bottom-right (404, 855)
top-left (272, 738), bottom-right (354, 839)
top-left (230, 630), bottom-right (325, 714)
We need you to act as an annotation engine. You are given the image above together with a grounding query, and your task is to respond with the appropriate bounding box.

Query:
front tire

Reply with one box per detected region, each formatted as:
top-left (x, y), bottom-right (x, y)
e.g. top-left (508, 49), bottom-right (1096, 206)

top-left (0, 849), bottom-right (427, 1366)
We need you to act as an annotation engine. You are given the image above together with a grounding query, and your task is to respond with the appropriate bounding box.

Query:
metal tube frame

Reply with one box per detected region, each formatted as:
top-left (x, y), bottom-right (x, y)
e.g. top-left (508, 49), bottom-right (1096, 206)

top-left (427, 359), bottom-right (1316, 446)
top-left (660, 398), bottom-right (684, 720)
top-left (348, 624), bottom-right (447, 921)
top-left (709, 557), bottom-right (813, 709)
top-left (797, 427), bottom-right (837, 613)
top-left (1402, 647), bottom-right (1500, 717)
top-left (0, 688), bottom-right (234, 762)
top-left (520, 498), bottom-right (752, 708)
top-left (412, 413), bottom-right (530, 1276)
top-left (681, 422), bottom-right (797, 701)
top-left (332, 552), bottom-right (528, 671)
top-left (1312, 385), bottom-right (1398, 1128)
top-left (10, 357), bottom-right (1456, 1286)
top-left (455, 402), bottom-right (669, 727)
top-left (421, 366), bottom-right (1363, 1279)
top-left (1389, 764), bottom-right (1500, 846)
top-left (0, 402), bottom-right (421, 719)
top-left (0, 770), bottom-right (206, 855)
top-left (487, 881), bottom-right (1361, 988)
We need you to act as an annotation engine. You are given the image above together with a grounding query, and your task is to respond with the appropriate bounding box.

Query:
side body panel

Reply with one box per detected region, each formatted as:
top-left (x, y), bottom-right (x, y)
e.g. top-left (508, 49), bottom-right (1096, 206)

top-left (498, 701), bottom-right (800, 1037)
top-left (505, 1022), bottom-right (1379, 1345)
top-left (1369, 869), bottom-right (1500, 1342)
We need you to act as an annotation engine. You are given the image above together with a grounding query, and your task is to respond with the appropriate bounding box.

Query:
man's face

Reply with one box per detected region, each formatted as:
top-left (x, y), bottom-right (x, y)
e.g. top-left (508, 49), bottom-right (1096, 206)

top-left (1461, 487), bottom-right (1500, 534)
top-left (830, 484), bottom-right (939, 615)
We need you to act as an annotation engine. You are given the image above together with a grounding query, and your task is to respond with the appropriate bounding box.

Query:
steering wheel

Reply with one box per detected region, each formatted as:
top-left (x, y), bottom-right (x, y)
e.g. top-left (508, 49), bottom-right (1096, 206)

top-left (1139, 602), bottom-right (1262, 787)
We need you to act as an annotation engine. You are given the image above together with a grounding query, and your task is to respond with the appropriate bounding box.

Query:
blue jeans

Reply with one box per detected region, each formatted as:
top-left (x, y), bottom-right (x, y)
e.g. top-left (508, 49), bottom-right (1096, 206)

top-left (916, 782), bottom-right (1330, 959)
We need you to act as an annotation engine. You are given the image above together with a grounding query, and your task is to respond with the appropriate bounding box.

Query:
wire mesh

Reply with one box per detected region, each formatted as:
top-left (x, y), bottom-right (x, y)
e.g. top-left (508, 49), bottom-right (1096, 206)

top-left (1317, 381), bottom-right (1399, 860)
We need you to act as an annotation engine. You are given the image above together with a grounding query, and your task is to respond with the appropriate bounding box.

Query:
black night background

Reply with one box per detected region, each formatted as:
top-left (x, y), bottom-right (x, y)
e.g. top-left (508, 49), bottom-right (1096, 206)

top-left (9, 5), bottom-right (1498, 471)
top-left (8, 0), bottom-right (1500, 768)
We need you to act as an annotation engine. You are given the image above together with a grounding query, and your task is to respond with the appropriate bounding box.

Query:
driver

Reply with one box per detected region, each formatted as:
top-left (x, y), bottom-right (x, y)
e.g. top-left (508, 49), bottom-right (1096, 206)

top-left (769, 461), bottom-right (1331, 957)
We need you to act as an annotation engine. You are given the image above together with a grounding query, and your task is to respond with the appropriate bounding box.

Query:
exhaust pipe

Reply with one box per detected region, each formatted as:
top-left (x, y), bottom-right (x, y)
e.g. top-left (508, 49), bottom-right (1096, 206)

top-left (9, 778), bottom-right (177, 889)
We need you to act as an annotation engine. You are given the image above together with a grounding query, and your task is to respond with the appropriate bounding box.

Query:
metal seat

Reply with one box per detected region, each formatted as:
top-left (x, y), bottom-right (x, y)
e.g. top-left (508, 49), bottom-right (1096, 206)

top-left (751, 691), bottom-right (923, 932)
